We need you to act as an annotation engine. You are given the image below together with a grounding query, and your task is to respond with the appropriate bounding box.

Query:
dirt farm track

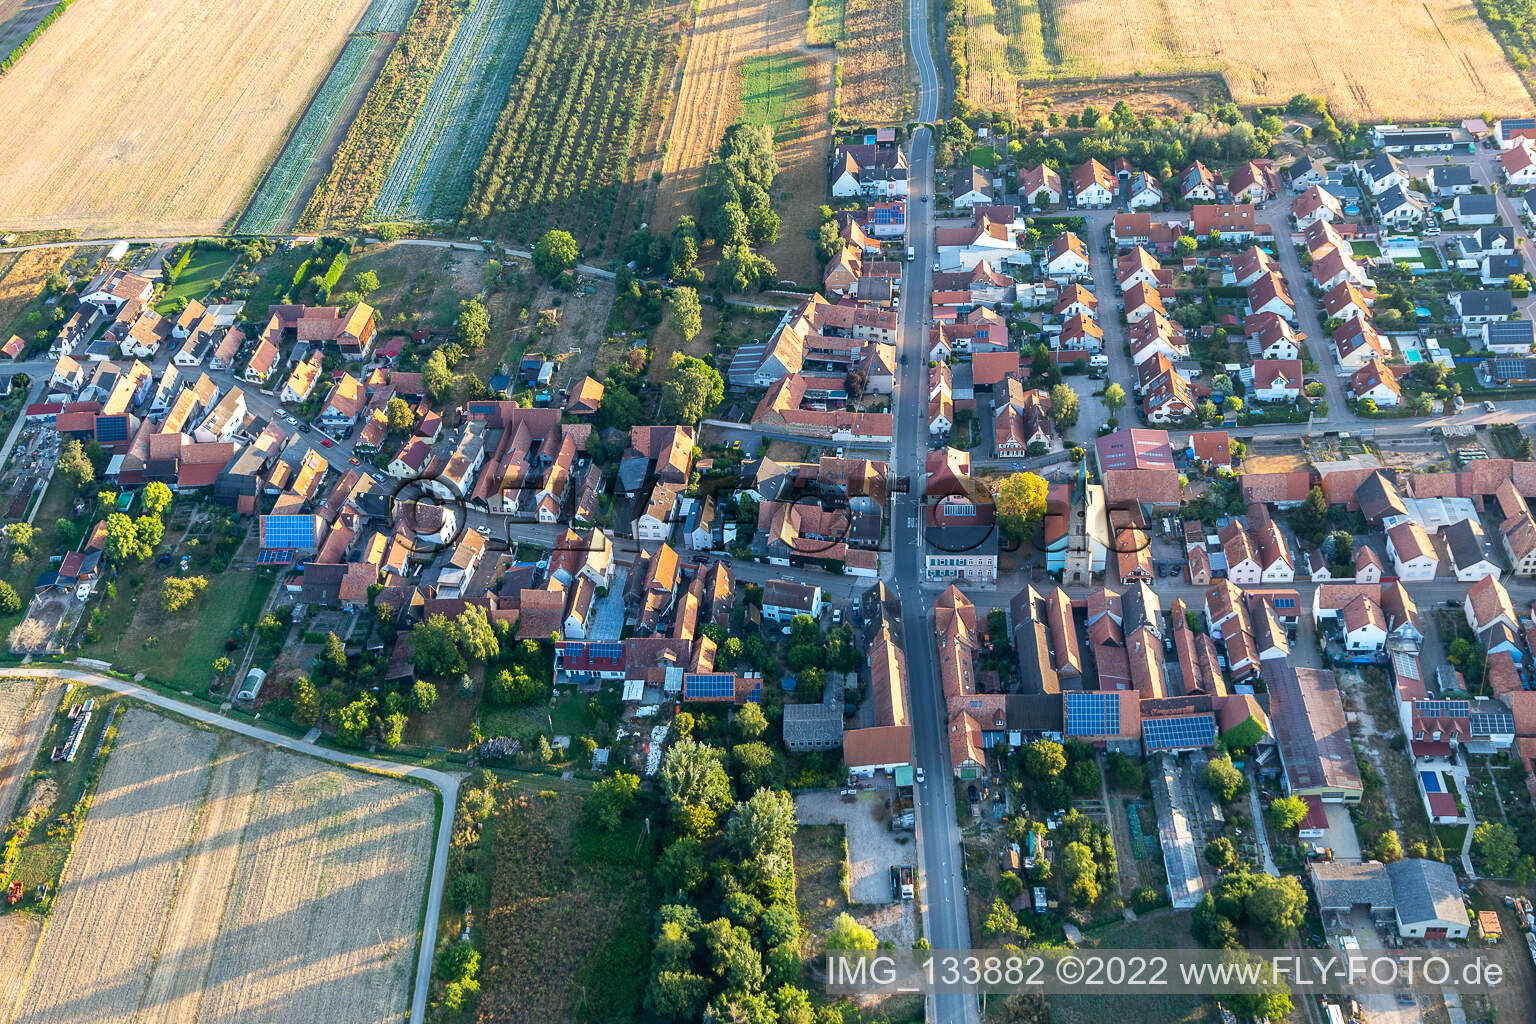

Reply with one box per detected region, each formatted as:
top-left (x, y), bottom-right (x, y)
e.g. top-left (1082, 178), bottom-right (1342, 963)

top-left (5, 709), bottom-right (435, 1024)
top-left (0, 0), bottom-right (376, 236)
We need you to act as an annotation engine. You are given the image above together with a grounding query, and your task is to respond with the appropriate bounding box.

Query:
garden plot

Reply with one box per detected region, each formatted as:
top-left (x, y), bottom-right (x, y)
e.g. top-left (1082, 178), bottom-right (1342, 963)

top-left (372, 0), bottom-right (540, 221)
top-left (6, 710), bottom-right (436, 1024)
top-left (238, 35), bottom-right (381, 235)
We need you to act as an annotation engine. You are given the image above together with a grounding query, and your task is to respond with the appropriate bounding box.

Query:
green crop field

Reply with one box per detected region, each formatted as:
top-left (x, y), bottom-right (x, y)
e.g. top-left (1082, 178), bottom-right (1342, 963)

top-left (805, 0), bottom-right (846, 44)
top-left (739, 51), bottom-right (817, 143)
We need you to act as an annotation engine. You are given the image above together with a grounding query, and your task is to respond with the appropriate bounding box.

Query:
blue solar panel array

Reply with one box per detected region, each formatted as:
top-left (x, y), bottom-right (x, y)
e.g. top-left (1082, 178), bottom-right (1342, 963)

top-left (1065, 692), bottom-right (1120, 736)
top-left (685, 674), bottom-right (736, 699)
top-left (256, 549), bottom-right (293, 564)
top-left (95, 415), bottom-right (129, 443)
top-left (262, 515), bottom-right (316, 549)
top-left (1471, 712), bottom-right (1515, 735)
top-left (1414, 700), bottom-right (1471, 718)
top-left (1142, 714), bottom-right (1217, 751)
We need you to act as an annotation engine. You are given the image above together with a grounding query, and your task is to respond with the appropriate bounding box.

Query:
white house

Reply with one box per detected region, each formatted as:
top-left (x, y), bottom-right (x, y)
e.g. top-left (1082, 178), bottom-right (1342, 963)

top-left (1360, 154), bottom-right (1407, 196)
top-left (1377, 185), bottom-right (1426, 229)
top-left (1499, 142), bottom-right (1536, 187)
top-left (1451, 290), bottom-right (1514, 335)
top-left (1071, 159), bottom-right (1115, 208)
top-left (1350, 358), bottom-right (1401, 407)
top-left (1483, 320), bottom-right (1534, 354)
top-left (953, 166), bottom-right (994, 209)
top-left (1386, 520), bottom-right (1438, 581)
top-left (763, 579), bottom-right (823, 622)
top-left (1042, 232), bottom-right (1091, 280)
top-left (1444, 518), bottom-right (1501, 583)
top-left (1451, 193), bottom-right (1499, 226)
top-left (1126, 171), bottom-right (1163, 210)
top-left (1245, 359), bottom-right (1303, 402)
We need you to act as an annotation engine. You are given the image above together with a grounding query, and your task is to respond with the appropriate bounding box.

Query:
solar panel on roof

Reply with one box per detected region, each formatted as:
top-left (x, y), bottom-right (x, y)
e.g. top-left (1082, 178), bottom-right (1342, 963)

top-left (262, 514), bottom-right (316, 549)
top-left (1065, 692), bottom-right (1120, 736)
top-left (1142, 715), bottom-right (1217, 751)
top-left (685, 674), bottom-right (736, 699)
top-left (1414, 699), bottom-right (1470, 717)
top-left (95, 415), bottom-right (128, 442)
top-left (1471, 712), bottom-right (1515, 734)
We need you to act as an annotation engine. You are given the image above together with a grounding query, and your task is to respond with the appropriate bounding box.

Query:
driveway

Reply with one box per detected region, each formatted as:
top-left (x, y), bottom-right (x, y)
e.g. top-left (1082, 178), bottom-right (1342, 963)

top-left (794, 789), bottom-right (917, 903)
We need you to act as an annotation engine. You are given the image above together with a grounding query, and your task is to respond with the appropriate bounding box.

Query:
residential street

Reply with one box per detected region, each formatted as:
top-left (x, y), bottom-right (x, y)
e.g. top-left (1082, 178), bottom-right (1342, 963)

top-left (0, 665), bottom-right (461, 1024)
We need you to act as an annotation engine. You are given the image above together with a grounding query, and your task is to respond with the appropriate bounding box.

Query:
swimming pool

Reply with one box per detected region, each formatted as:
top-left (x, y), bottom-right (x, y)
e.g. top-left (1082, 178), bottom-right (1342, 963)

top-left (1404, 350), bottom-right (1422, 363)
top-left (1420, 770), bottom-right (1442, 793)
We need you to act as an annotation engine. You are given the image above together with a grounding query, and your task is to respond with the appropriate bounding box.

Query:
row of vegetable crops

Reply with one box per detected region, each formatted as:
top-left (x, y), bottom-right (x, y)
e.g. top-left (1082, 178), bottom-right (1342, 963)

top-left (237, 34), bottom-right (378, 234)
top-left (459, 0), bottom-right (677, 254)
top-left (353, 0), bottom-right (419, 32)
top-left (298, 0), bottom-right (473, 228)
top-left (371, 0), bottom-right (540, 222)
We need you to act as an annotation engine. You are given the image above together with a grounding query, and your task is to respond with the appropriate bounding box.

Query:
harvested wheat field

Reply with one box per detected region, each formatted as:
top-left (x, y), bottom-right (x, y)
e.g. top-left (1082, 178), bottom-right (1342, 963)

top-left (965, 0), bottom-right (1528, 120)
top-left (0, 249), bottom-right (72, 335)
top-left (839, 0), bottom-right (909, 123)
top-left (8, 710), bottom-right (435, 1024)
top-left (655, 0), bottom-right (829, 231)
top-left (0, 0), bottom-right (376, 236)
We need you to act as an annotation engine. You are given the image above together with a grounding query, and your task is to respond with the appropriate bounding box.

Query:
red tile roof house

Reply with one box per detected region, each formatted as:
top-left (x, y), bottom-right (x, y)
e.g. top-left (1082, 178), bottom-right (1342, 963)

top-left (1116, 247), bottom-right (1164, 293)
top-left (1018, 163), bottom-right (1063, 207)
top-left (1350, 358), bottom-right (1402, 407)
top-left (1071, 159), bottom-right (1116, 207)
top-left (1245, 358), bottom-right (1303, 402)
top-left (1291, 185), bottom-right (1344, 229)
top-left (1323, 281), bottom-right (1374, 323)
top-left (1246, 272), bottom-right (1296, 322)
top-left (1122, 281), bottom-right (1166, 323)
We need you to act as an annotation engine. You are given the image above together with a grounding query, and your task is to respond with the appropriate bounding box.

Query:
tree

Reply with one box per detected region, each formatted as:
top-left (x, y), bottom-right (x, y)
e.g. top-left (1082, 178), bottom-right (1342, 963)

top-left (1175, 234), bottom-right (1198, 257)
top-left (1068, 759), bottom-right (1101, 795)
top-left (353, 269), bottom-right (379, 296)
top-left (455, 298), bottom-right (490, 350)
top-left (1103, 382), bottom-right (1126, 415)
top-left (411, 679), bottom-right (438, 712)
top-left (669, 286), bottom-right (702, 341)
top-left (1202, 755), bottom-right (1246, 802)
top-left (825, 912), bottom-right (877, 950)
top-left (727, 788), bottom-right (797, 884)
top-left (1205, 836), bottom-right (1237, 870)
top-left (59, 438), bottom-right (93, 486)
top-left (1223, 395), bottom-right (1242, 413)
top-left (736, 702), bottom-right (767, 740)
top-left (160, 575), bottom-right (209, 613)
top-left (1107, 752), bottom-right (1145, 792)
top-left (212, 656), bottom-right (231, 675)
top-left (587, 771), bottom-right (640, 832)
top-left (331, 695), bottom-right (375, 746)
top-left (659, 738), bottom-right (734, 817)
top-left (716, 243), bottom-right (776, 292)
top-left (0, 581), bottom-right (17, 614)
top-left (1024, 739), bottom-right (1066, 779)
top-left (1472, 822), bottom-right (1521, 876)
top-left (103, 513), bottom-right (147, 563)
top-left (1198, 399), bottom-right (1219, 423)
top-left (1228, 991), bottom-right (1294, 1023)
top-left (142, 481), bottom-right (172, 517)
top-left (983, 898), bottom-right (1019, 939)
top-left (657, 837), bottom-right (707, 894)
top-left (1373, 829), bottom-right (1404, 863)
top-left (995, 472), bottom-right (1049, 541)
top-left (660, 353), bottom-right (724, 424)
top-left (135, 513), bottom-right (164, 553)
top-left (452, 605), bottom-right (499, 663)
top-left (532, 229), bottom-right (579, 277)
top-left (1266, 795), bottom-right (1307, 833)
top-left (292, 676), bottom-right (322, 726)
top-left (378, 710), bottom-right (407, 749)
top-left (1048, 382), bottom-right (1080, 429)
top-left (1291, 485), bottom-right (1328, 540)
top-left (385, 396), bottom-right (414, 433)
top-left (7, 522), bottom-right (34, 560)
top-left (412, 614), bottom-right (465, 676)
top-left (1245, 874), bottom-right (1307, 943)
top-left (423, 349), bottom-right (453, 404)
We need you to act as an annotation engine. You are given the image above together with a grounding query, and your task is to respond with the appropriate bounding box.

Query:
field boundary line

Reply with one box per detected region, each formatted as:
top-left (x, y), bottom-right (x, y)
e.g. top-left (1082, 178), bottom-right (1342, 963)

top-left (0, 665), bottom-right (461, 1024)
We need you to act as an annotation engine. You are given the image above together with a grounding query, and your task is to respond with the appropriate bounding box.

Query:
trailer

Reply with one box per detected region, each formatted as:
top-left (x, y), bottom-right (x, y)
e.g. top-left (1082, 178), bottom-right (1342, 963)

top-left (898, 865), bottom-right (914, 900)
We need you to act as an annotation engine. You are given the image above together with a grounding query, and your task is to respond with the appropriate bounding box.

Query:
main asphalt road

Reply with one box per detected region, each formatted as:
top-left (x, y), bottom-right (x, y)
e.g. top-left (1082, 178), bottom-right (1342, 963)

top-left (895, 3), bottom-right (980, 1022)
top-left (0, 665), bottom-right (460, 1024)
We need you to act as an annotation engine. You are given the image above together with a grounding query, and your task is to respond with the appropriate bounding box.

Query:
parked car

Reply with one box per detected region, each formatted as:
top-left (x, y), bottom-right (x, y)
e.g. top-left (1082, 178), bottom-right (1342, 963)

top-left (1483, 400), bottom-right (1496, 412)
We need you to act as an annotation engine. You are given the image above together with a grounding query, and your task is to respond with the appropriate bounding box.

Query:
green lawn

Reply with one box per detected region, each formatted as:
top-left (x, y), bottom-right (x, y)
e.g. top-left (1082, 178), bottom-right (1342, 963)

top-left (156, 247), bottom-right (238, 312)
top-left (1349, 241), bottom-right (1381, 257)
top-left (1055, 911), bottom-right (1215, 1024)
top-left (1418, 248), bottom-right (1442, 270)
top-left (805, 0), bottom-right (846, 44)
top-left (739, 52), bottom-right (817, 143)
top-left (967, 145), bottom-right (998, 169)
top-left (80, 567), bottom-right (275, 694)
